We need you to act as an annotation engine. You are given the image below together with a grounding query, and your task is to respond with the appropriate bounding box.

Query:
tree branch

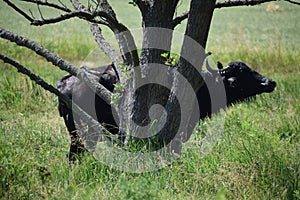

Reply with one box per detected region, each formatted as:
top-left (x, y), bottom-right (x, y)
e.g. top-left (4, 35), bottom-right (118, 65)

top-left (284, 0), bottom-right (300, 5)
top-left (3, 0), bottom-right (34, 22)
top-left (0, 27), bottom-right (77, 75)
top-left (3, 0), bottom-right (139, 67)
top-left (71, 0), bottom-right (139, 67)
top-left (20, 0), bottom-right (72, 12)
top-left (172, 0), bottom-right (285, 28)
top-left (0, 27), bottom-right (112, 105)
top-left (89, 23), bottom-right (123, 81)
top-left (71, 0), bottom-right (124, 82)
top-left (30, 10), bottom-right (109, 26)
top-left (172, 12), bottom-right (189, 29)
top-left (0, 53), bottom-right (72, 108)
top-left (0, 53), bottom-right (118, 142)
top-left (215, 0), bottom-right (275, 8)
top-left (94, 0), bottom-right (140, 67)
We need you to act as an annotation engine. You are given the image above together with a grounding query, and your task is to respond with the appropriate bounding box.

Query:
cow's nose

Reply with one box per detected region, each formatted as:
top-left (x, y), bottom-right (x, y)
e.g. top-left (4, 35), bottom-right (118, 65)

top-left (261, 79), bottom-right (276, 86)
top-left (261, 79), bottom-right (276, 92)
top-left (269, 80), bottom-right (276, 88)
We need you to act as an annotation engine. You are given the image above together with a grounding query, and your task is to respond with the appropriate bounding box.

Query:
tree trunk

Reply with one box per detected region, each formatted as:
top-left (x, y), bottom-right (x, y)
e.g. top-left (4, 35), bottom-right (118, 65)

top-left (120, 1), bottom-right (180, 145)
top-left (119, 0), bottom-right (217, 153)
top-left (116, 0), bottom-right (217, 152)
top-left (146, 0), bottom-right (216, 152)
top-left (177, 0), bottom-right (217, 144)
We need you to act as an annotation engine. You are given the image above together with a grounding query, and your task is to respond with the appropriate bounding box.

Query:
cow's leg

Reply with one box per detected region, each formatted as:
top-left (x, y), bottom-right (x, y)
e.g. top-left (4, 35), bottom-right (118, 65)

top-left (68, 132), bottom-right (86, 161)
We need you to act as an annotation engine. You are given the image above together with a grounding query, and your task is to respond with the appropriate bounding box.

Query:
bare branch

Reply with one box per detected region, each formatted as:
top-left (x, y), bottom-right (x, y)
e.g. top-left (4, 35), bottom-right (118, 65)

top-left (172, 12), bottom-right (189, 29)
top-left (95, 0), bottom-right (139, 67)
top-left (28, 9), bottom-right (35, 19)
top-left (89, 23), bottom-right (123, 81)
top-left (37, 3), bottom-right (44, 20)
top-left (71, 0), bottom-right (139, 67)
top-left (0, 53), bottom-right (71, 108)
top-left (71, 0), bottom-right (123, 82)
top-left (97, 0), bottom-right (117, 20)
top-left (0, 27), bottom-right (112, 105)
top-left (3, 0), bottom-right (138, 68)
top-left (0, 27), bottom-right (77, 75)
top-left (172, 0), bottom-right (283, 27)
top-left (3, 0), bottom-right (34, 22)
top-left (4, 0), bottom-right (107, 26)
top-left (30, 10), bottom-right (108, 26)
top-left (20, 0), bottom-right (72, 12)
top-left (58, 0), bottom-right (70, 11)
top-left (284, 0), bottom-right (300, 5)
top-left (0, 53), bottom-right (118, 142)
top-left (215, 0), bottom-right (275, 8)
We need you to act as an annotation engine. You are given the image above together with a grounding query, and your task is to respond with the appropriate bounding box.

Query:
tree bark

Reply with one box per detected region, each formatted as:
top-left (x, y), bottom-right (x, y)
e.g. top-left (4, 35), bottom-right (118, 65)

top-left (122, 0), bottom-right (180, 145)
top-left (161, 0), bottom-right (217, 151)
top-left (125, 0), bottom-right (217, 153)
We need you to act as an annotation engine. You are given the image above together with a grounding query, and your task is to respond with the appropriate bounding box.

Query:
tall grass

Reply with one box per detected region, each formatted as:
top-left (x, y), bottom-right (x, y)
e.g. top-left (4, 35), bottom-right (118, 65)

top-left (0, 1), bottom-right (299, 199)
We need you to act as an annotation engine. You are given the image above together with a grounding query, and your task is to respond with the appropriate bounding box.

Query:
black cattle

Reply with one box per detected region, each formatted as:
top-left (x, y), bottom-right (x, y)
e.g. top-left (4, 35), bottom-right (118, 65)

top-left (197, 60), bottom-right (276, 118)
top-left (57, 64), bottom-right (119, 160)
top-left (57, 61), bottom-right (276, 160)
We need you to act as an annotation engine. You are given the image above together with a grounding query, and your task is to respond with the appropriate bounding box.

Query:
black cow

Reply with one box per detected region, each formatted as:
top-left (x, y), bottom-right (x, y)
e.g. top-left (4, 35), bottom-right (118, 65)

top-left (197, 60), bottom-right (276, 119)
top-left (57, 61), bottom-right (276, 160)
top-left (57, 64), bottom-right (119, 160)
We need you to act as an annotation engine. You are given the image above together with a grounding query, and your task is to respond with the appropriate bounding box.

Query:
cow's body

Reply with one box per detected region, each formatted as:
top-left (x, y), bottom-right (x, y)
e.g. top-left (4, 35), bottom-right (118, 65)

top-left (58, 61), bottom-right (276, 160)
top-left (57, 64), bottom-right (119, 159)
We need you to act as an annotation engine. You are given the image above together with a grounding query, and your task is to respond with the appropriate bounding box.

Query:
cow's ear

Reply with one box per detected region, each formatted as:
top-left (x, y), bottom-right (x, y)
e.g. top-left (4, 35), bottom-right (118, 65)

top-left (227, 77), bottom-right (237, 88)
top-left (217, 61), bottom-right (223, 69)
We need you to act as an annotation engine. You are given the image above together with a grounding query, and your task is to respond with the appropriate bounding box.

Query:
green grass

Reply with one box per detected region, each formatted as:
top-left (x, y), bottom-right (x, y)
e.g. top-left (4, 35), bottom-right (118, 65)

top-left (0, 1), bottom-right (300, 199)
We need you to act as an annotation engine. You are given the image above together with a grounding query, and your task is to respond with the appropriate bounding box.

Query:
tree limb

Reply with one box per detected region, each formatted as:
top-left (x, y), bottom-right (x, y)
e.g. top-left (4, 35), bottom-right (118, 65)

top-left (172, 0), bottom-right (283, 28)
top-left (30, 10), bottom-right (109, 26)
top-left (89, 23), bottom-right (123, 81)
top-left (0, 53), bottom-right (119, 142)
top-left (71, 0), bottom-right (124, 81)
top-left (71, 0), bottom-right (139, 67)
top-left (20, 0), bottom-right (72, 12)
top-left (4, 0), bottom-right (139, 67)
top-left (0, 53), bottom-right (72, 108)
top-left (215, 0), bottom-right (275, 8)
top-left (3, 0), bottom-right (34, 22)
top-left (94, 0), bottom-right (140, 67)
top-left (97, 0), bottom-right (117, 20)
top-left (0, 27), bottom-right (112, 105)
top-left (284, 0), bottom-right (300, 5)
top-left (172, 12), bottom-right (189, 29)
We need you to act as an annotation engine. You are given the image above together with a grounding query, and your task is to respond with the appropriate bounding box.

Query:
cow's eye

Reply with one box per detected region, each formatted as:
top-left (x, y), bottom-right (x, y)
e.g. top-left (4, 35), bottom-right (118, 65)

top-left (228, 77), bottom-right (237, 88)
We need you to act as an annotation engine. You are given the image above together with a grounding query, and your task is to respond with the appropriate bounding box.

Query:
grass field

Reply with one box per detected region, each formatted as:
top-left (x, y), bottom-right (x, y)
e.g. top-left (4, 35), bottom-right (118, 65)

top-left (0, 1), bottom-right (300, 199)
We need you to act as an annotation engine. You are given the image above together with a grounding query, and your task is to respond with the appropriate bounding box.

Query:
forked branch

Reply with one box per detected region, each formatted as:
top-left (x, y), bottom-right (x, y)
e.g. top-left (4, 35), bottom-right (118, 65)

top-left (3, 0), bottom-right (34, 22)
top-left (4, 0), bottom-right (139, 67)
top-left (71, 0), bottom-right (139, 67)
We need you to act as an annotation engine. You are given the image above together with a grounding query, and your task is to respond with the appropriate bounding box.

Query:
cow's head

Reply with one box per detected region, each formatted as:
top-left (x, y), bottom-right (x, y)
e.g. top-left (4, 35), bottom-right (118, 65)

top-left (206, 61), bottom-right (276, 105)
top-left (99, 64), bottom-right (119, 92)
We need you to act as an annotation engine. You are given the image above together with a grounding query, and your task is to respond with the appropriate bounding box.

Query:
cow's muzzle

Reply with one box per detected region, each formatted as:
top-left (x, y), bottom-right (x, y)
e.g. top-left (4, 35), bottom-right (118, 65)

top-left (260, 79), bottom-right (276, 93)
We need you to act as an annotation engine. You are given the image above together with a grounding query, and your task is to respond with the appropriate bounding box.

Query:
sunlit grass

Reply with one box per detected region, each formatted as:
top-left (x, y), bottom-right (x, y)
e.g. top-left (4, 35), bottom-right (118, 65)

top-left (0, 0), bottom-right (299, 199)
